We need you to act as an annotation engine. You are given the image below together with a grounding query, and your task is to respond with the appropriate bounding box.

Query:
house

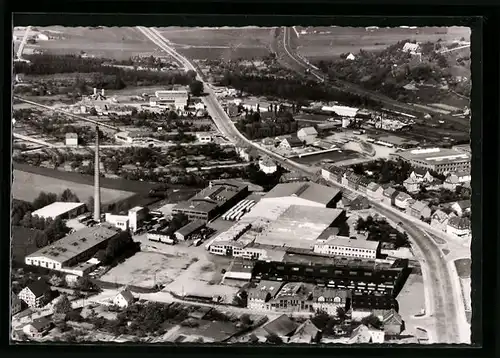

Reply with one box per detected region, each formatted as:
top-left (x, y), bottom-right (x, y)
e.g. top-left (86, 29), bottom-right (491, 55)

top-left (279, 136), bottom-right (304, 151)
top-left (311, 287), bottom-right (351, 316)
top-left (424, 178), bottom-right (443, 191)
top-left (343, 171), bottom-right (361, 190)
top-left (357, 177), bottom-right (371, 194)
top-left (259, 156), bottom-right (278, 174)
top-left (409, 168), bottom-right (434, 183)
top-left (113, 288), bottom-right (135, 308)
top-left (268, 282), bottom-right (315, 313)
top-left (446, 217), bottom-right (471, 239)
top-left (280, 171), bottom-right (310, 183)
top-left (346, 53), bottom-right (356, 61)
top-left (430, 210), bottom-right (453, 232)
top-left (349, 324), bottom-right (385, 344)
top-left (65, 132), bottom-right (78, 146)
top-left (322, 165), bottom-right (346, 184)
top-left (297, 127), bottom-right (318, 144)
top-left (443, 174), bottom-right (461, 191)
top-left (382, 187), bottom-right (398, 206)
top-left (289, 320), bottom-right (321, 344)
top-left (349, 196), bottom-right (370, 210)
top-left (18, 279), bottom-right (52, 308)
top-left (402, 42), bottom-right (421, 54)
top-left (36, 33), bottom-right (50, 41)
top-left (455, 171), bottom-right (471, 183)
top-left (253, 314), bottom-right (299, 343)
top-left (366, 182), bottom-right (384, 200)
top-left (22, 317), bottom-right (53, 339)
top-left (247, 280), bottom-right (283, 310)
top-left (407, 200), bottom-right (432, 220)
top-left (451, 200), bottom-right (471, 217)
top-left (394, 192), bottom-right (413, 210)
top-left (12, 292), bottom-right (22, 315)
top-left (403, 177), bottom-right (420, 194)
top-left (382, 309), bottom-right (404, 335)
top-left (174, 220), bottom-right (205, 241)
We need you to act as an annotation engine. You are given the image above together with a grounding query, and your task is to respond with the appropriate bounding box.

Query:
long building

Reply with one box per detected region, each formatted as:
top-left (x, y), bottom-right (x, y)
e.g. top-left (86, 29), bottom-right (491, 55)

top-left (25, 225), bottom-right (120, 272)
top-left (391, 147), bottom-right (471, 174)
top-left (150, 89), bottom-right (189, 110)
top-left (32, 202), bottom-right (86, 221)
top-left (172, 180), bottom-right (249, 222)
top-left (261, 182), bottom-right (342, 208)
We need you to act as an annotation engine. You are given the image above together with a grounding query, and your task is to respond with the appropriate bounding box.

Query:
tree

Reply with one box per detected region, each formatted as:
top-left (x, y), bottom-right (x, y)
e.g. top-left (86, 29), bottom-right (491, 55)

top-left (34, 231), bottom-right (49, 248)
top-left (32, 191), bottom-right (58, 210)
top-left (266, 333), bottom-right (283, 344)
top-left (186, 70), bottom-right (197, 80)
top-left (240, 313), bottom-right (253, 326)
top-left (53, 295), bottom-right (72, 314)
top-left (361, 314), bottom-right (383, 330)
top-left (336, 307), bottom-right (348, 322)
top-left (59, 189), bottom-right (80, 203)
top-left (189, 80), bottom-right (204, 96)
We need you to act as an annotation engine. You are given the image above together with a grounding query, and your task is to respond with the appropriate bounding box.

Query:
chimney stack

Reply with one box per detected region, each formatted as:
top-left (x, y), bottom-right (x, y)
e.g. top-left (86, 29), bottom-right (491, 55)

top-left (101, 89), bottom-right (105, 97)
top-left (93, 88), bottom-right (97, 96)
top-left (94, 125), bottom-right (101, 222)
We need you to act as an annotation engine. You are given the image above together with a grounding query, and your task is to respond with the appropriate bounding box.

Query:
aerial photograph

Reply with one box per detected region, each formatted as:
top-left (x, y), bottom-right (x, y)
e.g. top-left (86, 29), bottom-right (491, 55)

top-left (11, 24), bottom-right (471, 345)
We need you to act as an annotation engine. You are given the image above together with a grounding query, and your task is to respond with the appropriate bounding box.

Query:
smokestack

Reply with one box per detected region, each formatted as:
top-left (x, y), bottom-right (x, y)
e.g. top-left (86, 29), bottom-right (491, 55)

top-left (101, 89), bottom-right (105, 97)
top-left (94, 125), bottom-right (101, 222)
top-left (93, 88), bottom-right (97, 96)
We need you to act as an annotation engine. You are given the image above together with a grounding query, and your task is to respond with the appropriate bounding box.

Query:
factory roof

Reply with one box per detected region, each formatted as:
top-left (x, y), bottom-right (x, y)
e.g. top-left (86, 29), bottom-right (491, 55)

top-left (32, 202), bottom-right (86, 220)
top-left (263, 182), bottom-right (341, 206)
top-left (320, 236), bottom-right (380, 251)
top-left (175, 220), bottom-right (205, 237)
top-left (394, 147), bottom-right (471, 165)
top-left (27, 225), bottom-right (120, 265)
top-left (248, 280), bottom-right (283, 301)
top-left (312, 286), bottom-right (351, 301)
top-left (226, 259), bottom-right (255, 274)
top-left (275, 282), bottom-right (315, 299)
top-left (321, 105), bottom-right (359, 117)
top-left (254, 205), bottom-right (344, 249)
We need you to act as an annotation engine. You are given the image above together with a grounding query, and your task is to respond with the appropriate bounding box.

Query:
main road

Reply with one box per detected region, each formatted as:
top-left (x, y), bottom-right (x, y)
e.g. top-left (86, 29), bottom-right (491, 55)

top-left (137, 26), bottom-right (467, 343)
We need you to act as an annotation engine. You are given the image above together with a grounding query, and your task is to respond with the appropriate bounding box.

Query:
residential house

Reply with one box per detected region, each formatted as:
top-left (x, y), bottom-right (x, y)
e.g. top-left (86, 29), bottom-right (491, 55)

top-left (407, 200), bottom-right (432, 220)
top-left (382, 309), bottom-right (404, 336)
top-left (22, 317), bottom-right (53, 339)
top-left (12, 292), bottom-right (22, 315)
top-left (346, 53), bottom-right (356, 61)
top-left (409, 168), bottom-right (434, 183)
top-left (394, 192), bottom-right (414, 210)
top-left (322, 165), bottom-right (346, 184)
top-left (279, 136), bottom-right (303, 151)
top-left (297, 127), bottom-right (318, 144)
top-left (18, 279), bottom-right (52, 308)
top-left (65, 132), bottom-right (78, 146)
top-left (424, 178), bottom-right (443, 191)
top-left (247, 281), bottom-right (284, 311)
top-left (343, 171), bottom-right (361, 191)
top-left (403, 177), bottom-right (420, 194)
top-left (349, 324), bottom-right (385, 344)
top-left (402, 42), bottom-right (421, 54)
top-left (451, 200), bottom-right (471, 217)
top-left (113, 288), bottom-right (135, 308)
top-left (446, 217), bottom-right (471, 240)
top-left (311, 287), bottom-right (351, 316)
top-left (259, 156), bottom-right (278, 174)
top-left (430, 210), bottom-right (454, 232)
top-left (289, 320), bottom-right (322, 344)
top-left (349, 196), bottom-right (370, 210)
top-left (443, 174), bottom-right (460, 191)
top-left (382, 188), bottom-right (399, 206)
top-left (455, 171), bottom-right (471, 183)
top-left (253, 314), bottom-right (299, 343)
top-left (357, 177), bottom-right (371, 194)
top-left (366, 182), bottom-right (384, 200)
top-left (269, 282), bottom-right (315, 313)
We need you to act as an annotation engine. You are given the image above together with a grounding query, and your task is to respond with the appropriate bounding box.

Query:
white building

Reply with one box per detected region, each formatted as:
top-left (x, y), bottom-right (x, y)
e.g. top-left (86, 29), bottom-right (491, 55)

top-left (36, 33), bottom-right (50, 41)
top-left (150, 89), bottom-right (189, 110)
top-left (115, 131), bottom-right (152, 145)
top-left (297, 127), bottom-right (318, 144)
top-left (105, 206), bottom-right (147, 233)
top-left (321, 105), bottom-right (359, 118)
top-left (402, 42), bottom-right (421, 54)
top-left (113, 288), bottom-right (135, 308)
top-left (346, 53), bottom-right (356, 61)
top-left (196, 133), bottom-right (213, 143)
top-left (259, 156), bottom-right (278, 174)
top-left (65, 133), bottom-right (78, 146)
top-left (32, 202), bottom-right (86, 221)
top-left (314, 236), bottom-right (380, 259)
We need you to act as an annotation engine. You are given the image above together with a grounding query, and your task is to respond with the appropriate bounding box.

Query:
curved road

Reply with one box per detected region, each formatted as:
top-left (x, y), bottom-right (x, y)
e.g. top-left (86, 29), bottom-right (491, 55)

top-left (137, 26), bottom-right (466, 343)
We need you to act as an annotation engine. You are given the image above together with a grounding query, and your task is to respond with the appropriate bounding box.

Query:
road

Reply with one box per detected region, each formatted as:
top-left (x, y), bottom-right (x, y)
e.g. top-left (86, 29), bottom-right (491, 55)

top-left (137, 27), bottom-right (467, 344)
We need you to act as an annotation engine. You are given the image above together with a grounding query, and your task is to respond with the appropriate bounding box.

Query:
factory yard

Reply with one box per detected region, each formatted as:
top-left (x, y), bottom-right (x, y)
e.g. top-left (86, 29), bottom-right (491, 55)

top-left (12, 169), bottom-right (134, 204)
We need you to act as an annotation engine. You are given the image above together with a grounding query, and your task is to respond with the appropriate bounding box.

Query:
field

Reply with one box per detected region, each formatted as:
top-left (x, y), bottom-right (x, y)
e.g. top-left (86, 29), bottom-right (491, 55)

top-left (293, 26), bottom-right (471, 60)
top-left (13, 169), bottom-right (134, 204)
top-left (21, 26), bottom-right (160, 60)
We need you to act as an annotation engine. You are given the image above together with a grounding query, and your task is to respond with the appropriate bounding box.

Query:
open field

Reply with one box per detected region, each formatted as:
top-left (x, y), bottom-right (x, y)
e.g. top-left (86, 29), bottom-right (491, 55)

top-left (13, 169), bottom-right (133, 204)
top-left (158, 27), bottom-right (273, 47)
top-left (22, 26), bottom-right (160, 60)
top-left (177, 47), bottom-right (270, 61)
top-left (100, 251), bottom-right (197, 288)
top-left (293, 26), bottom-right (470, 60)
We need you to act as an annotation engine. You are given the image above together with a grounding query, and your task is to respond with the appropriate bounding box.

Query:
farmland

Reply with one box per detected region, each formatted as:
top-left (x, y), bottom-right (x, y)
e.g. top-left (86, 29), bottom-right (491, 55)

top-left (293, 26), bottom-right (471, 60)
top-left (12, 169), bottom-right (134, 204)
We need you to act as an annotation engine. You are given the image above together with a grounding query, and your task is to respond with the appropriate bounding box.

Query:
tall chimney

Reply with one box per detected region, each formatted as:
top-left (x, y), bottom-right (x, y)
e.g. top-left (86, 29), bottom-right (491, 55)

top-left (94, 125), bottom-right (101, 222)
top-left (93, 88), bottom-right (97, 96)
top-left (101, 89), bottom-right (105, 97)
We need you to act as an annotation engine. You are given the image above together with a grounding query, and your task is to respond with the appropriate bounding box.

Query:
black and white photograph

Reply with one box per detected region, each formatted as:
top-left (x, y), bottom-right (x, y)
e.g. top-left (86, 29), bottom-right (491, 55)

top-left (10, 22), bottom-right (472, 345)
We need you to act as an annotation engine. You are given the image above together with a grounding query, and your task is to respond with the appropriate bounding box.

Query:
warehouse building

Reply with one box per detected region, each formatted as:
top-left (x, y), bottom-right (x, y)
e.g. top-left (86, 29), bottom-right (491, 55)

top-left (261, 182), bottom-right (342, 208)
top-left (105, 206), bottom-right (148, 233)
top-left (150, 89), bottom-right (189, 110)
top-left (314, 236), bottom-right (380, 259)
top-left (25, 225), bottom-right (120, 272)
top-left (32, 202), bottom-right (86, 221)
top-left (174, 220), bottom-right (205, 241)
top-left (391, 147), bottom-right (471, 174)
top-left (172, 181), bottom-right (249, 222)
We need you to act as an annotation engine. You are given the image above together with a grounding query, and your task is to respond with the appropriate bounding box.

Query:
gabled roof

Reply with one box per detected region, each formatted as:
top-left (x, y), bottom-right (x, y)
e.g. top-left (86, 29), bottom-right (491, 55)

top-left (404, 177), bottom-right (419, 185)
top-left (25, 279), bottom-right (50, 298)
top-left (358, 177), bottom-right (371, 187)
top-left (298, 127), bottom-right (318, 136)
top-left (30, 317), bottom-right (52, 331)
top-left (283, 136), bottom-right (303, 147)
top-left (383, 187), bottom-right (398, 197)
top-left (432, 209), bottom-right (449, 223)
top-left (349, 324), bottom-right (373, 343)
top-left (346, 172), bottom-right (361, 183)
top-left (367, 182), bottom-right (381, 192)
top-left (455, 200), bottom-right (471, 210)
top-left (448, 216), bottom-right (471, 230)
top-left (410, 200), bottom-right (430, 213)
top-left (290, 320), bottom-right (321, 342)
top-left (396, 192), bottom-right (413, 201)
top-left (261, 314), bottom-right (298, 337)
top-left (117, 288), bottom-right (135, 304)
top-left (445, 174), bottom-right (460, 184)
top-left (382, 308), bottom-right (403, 325)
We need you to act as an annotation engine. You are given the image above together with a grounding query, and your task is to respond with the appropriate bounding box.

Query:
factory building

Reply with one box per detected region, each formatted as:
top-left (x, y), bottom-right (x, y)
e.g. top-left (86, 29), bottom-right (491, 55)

top-left (32, 202), bottom-right (86, 221)
top-left (105, 206), bottom-right (148, 233)
top-left (391, 147), bottom-right (471, 174)
top-left (313, 236), bottom-right (380, 260)
top-left (149, 89), bottom-right (189, 110)
top-left (172, 180), bottom-right (249, 222)
top-left (261, 182), bottom-right (342, 208)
